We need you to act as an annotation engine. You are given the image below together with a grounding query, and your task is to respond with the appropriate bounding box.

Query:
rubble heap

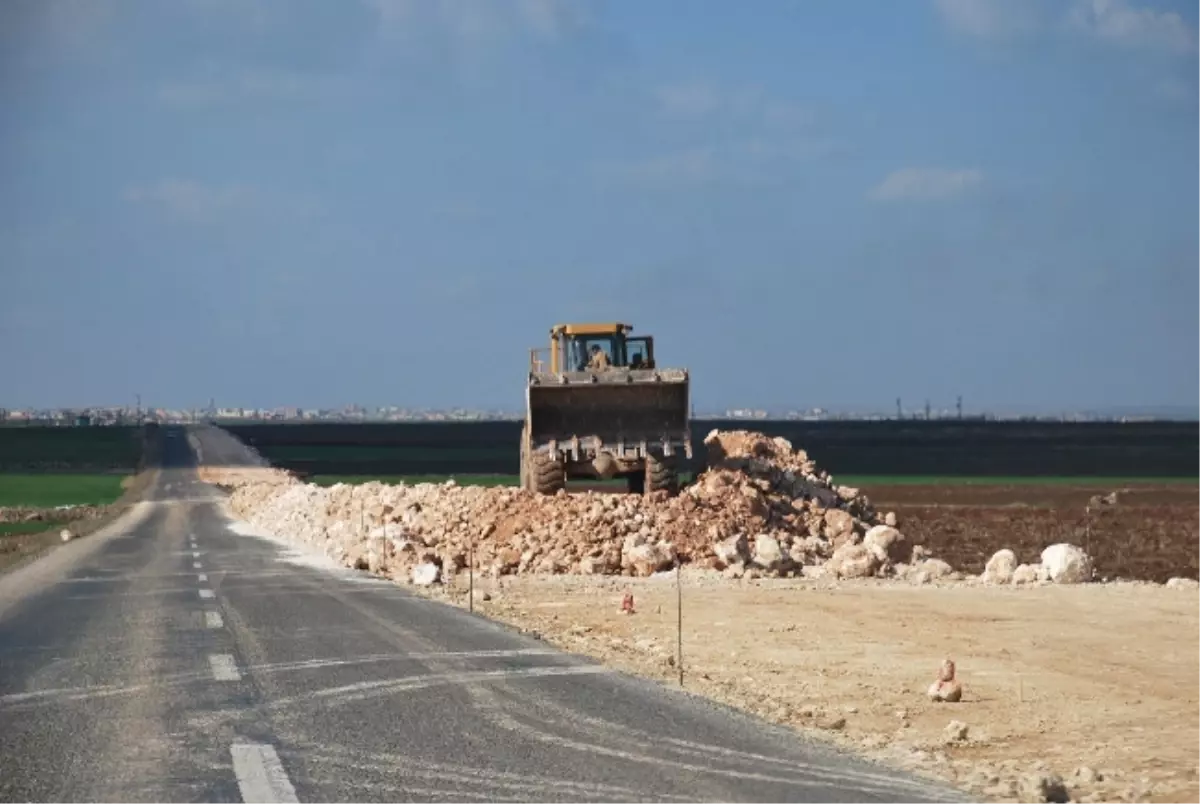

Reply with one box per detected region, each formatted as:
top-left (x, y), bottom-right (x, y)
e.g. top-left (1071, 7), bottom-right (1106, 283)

top-left (200, 430), bottom-right (959, 585)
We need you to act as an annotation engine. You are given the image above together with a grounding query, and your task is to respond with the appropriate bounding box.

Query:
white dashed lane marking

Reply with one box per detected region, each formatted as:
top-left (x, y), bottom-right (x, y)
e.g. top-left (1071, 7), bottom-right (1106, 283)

top-left (199, 589), bottom-right (215, 599)
top-left (198, 574), bottom-right (208, 582)
top-left (230, 741), bottom-right (299, 803)
top-left (208, 654), bottom-right (241, 681)
top-left (194, 562), bottom-right (202, 569)
top-left (205, 611), bottom-right (224, 629)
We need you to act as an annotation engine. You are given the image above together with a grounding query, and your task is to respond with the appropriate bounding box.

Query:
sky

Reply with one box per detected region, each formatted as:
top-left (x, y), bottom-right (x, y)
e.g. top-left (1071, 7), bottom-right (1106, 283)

top-left (1, 0), bottom-right (1197, 414)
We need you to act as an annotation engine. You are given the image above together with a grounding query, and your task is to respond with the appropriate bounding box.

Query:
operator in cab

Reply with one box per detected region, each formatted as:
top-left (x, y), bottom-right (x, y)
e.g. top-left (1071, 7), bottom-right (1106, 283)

top-left (587, 344), bottom-right (611, 371)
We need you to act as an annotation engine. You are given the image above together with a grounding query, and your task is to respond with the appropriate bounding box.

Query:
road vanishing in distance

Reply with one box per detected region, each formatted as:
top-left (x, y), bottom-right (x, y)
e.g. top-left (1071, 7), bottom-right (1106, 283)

top-left (0, 426), bottom-right (965, 803)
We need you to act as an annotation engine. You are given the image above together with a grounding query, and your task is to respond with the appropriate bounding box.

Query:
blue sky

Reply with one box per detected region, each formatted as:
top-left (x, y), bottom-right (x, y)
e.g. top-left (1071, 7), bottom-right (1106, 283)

top-left (2, 0), bottom-right (1196, 413)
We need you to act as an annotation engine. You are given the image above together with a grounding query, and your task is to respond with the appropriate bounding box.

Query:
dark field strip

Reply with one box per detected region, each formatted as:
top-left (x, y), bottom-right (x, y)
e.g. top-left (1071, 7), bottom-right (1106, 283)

top-left (222, 418), bottom-right (1199, 478)
top-left (0, 425), bottom-right (147, 472)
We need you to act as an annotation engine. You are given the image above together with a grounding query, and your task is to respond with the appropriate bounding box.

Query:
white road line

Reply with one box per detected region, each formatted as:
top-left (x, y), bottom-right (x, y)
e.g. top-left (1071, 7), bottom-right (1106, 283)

top-left (194, 562), bottom-right (202, 569)
top-left (208, 654), bottom-right (241, 681)
top-left (199, 589), bottom-right (215, 599)
top-left (198, 573), bottom-right (208, 582)
top-left (230, 741), bottom-right (299, 803)
top-left (205, 611), bottom-right (224, 629)
top-left (192, 551), bottom-right (201, 558)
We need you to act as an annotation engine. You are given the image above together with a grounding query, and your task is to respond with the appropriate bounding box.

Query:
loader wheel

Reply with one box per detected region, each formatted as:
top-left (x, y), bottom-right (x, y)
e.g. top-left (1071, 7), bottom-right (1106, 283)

top-left (645, 454), bottom-right (679, 496)
top-left (528, 451), bottom-right (566, 495)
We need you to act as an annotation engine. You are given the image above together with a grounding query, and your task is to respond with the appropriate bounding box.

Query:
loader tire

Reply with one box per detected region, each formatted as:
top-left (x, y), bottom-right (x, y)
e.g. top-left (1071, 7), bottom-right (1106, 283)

top-left (529, 451), bottom-right (566, 495)
top-left (645, 454), bottom-right (679, 496)
top-left (626, 471), bottom-right (646, 495)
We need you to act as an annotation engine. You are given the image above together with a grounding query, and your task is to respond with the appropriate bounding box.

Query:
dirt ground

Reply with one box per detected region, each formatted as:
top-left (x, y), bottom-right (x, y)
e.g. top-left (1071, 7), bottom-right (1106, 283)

top-left (861, 483), bottom-right (1198, 584)
top-left (418, 571), bottom-right (1199, 804)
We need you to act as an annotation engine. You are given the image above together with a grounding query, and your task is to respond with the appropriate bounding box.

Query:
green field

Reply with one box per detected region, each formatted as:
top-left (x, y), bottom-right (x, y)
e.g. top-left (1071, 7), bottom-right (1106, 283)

top-left (0, 474), bottom-right (128, 508)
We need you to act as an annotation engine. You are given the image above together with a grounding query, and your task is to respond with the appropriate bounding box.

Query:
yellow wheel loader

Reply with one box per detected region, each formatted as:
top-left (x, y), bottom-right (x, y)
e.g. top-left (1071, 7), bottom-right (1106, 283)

top-left (521, 323), bottom-right (692, 496)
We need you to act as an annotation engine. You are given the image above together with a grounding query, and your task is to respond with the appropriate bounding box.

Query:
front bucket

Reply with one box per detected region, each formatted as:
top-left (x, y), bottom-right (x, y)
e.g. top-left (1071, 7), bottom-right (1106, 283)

top-left (528, 380), bottom-right (689, 444)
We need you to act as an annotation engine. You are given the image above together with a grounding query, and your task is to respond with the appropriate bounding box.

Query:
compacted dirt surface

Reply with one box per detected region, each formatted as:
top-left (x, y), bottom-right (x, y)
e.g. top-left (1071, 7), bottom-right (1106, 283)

top-left (861, 483), bottom-right (1198, 584)
top-left (424, 571), bottom-right (1199, 804)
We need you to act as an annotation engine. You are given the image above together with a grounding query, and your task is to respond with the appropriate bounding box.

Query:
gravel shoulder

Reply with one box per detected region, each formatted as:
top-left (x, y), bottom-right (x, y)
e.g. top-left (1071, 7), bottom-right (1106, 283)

top-left (417, 572), bottom-right (1200, 804)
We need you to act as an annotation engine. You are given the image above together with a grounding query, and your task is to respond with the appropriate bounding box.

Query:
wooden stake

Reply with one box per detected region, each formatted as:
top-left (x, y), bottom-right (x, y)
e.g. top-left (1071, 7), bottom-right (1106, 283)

top-left (676, 557), bottom-right (684, 687)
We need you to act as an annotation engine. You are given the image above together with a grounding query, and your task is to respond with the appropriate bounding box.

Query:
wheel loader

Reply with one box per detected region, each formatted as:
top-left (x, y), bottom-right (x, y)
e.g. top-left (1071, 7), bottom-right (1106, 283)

top-left (521, 322), bottom-right (692, 496)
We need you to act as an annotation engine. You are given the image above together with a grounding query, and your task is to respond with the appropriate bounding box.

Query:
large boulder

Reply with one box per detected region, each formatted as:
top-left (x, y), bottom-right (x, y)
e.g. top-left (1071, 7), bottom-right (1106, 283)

top-left (751, 534), bottom-right (785, 571)
top-left (823, 509), bottom-right (856, 540)
top-left (623, 541), bottom-right (676, 577)
top-left (411, 562), bottom-right (441, 586)
top-left (1040, 543), bottom-right (1094, 584)
top-left (862, 525), bottom-right (908, 565)
top-left (826, 543), bottom-right (879, 579)
top-left (712, 533), bottom-right (750, 568)
top-left (909, 558), bottom-right (955, 585)
top-left (1011, 563), bottom-right (1044, 585)
top-left (982, 549), bottom-right (1017, 585)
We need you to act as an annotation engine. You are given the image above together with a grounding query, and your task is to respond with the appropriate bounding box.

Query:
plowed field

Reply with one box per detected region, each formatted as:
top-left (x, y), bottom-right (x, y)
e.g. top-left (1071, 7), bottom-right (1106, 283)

top-left (863, 483), bottom-right (1198, 583)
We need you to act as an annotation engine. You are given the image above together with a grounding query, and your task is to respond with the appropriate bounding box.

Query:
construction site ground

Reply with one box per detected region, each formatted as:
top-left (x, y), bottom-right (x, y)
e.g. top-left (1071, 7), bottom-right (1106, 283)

top-left (862, 481), bottom-right (1198, 584)
top-left (423, 570), bottom-right (1198, 804)
top-left (402, 478), bottom-right (1200, 804)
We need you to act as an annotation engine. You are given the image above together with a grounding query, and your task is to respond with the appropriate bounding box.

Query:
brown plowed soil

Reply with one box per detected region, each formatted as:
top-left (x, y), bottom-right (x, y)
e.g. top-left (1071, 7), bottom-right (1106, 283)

top-left (859, 483), bottom-right (1198, 583)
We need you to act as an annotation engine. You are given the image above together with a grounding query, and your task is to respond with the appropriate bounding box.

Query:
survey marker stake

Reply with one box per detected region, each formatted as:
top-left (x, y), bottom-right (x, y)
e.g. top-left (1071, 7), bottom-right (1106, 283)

top-left (676, 556), bottom-right (684, 687)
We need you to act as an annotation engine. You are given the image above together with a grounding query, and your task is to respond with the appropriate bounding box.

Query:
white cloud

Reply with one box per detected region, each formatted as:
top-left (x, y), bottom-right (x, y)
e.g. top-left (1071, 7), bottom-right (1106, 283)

top-left (621, 84), bottom-right (833, 189)
top-left (932, 0), bottom-right (1044, 39)
top-left (1067, 0), bottom-right (1197, 55)
top-left (933, 0), bottom-right (1198, 55)
top-left (867, 168), bottom-right (984, 202)
top-left (364, 0), bottom-right (590, 42)
top-left (123, 180), bottom-right (321, 224)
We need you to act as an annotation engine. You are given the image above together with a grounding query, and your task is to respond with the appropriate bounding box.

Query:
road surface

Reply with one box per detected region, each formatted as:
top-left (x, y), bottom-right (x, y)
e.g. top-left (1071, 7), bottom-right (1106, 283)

top-left (0, 426), bottom-right (965, 803)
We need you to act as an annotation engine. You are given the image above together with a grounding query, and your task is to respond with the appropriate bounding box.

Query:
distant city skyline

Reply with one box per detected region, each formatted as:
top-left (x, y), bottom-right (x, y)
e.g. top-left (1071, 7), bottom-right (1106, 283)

top-left (3, 401), bottom-right (1196, 424)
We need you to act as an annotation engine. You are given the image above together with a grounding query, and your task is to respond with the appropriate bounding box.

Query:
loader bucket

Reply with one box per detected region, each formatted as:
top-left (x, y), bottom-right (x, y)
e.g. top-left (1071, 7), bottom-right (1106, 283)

top-left (527, 375), bottom-right (689, 444)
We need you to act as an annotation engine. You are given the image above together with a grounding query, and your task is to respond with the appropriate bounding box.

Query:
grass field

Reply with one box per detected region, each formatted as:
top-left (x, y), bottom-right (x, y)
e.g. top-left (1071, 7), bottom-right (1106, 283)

top-left (0, 474), bottom-right (128, 508)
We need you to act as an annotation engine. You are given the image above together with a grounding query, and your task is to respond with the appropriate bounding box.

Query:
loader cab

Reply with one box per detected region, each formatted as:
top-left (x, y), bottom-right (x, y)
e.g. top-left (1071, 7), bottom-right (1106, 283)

top-left (545, 323), bottom-right (656, 372)
top-left (625, 337), bottom-right (655, 370)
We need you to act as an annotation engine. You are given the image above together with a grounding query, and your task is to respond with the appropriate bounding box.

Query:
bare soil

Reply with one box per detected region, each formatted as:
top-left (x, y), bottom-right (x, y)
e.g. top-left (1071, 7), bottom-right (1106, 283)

top-left (424, 572), bottom-right (1198, 803)
top-left (862, 483), bottom-right (1198, 583)
top-left (395, 482), bottom-right (1199, 803)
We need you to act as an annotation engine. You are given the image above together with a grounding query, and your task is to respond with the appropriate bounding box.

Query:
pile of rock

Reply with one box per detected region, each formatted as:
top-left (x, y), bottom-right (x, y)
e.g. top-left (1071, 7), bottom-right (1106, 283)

top-left (981, 544), bottom-right (1095, 585)
top-left (201, 429), bottom-right (959, 586)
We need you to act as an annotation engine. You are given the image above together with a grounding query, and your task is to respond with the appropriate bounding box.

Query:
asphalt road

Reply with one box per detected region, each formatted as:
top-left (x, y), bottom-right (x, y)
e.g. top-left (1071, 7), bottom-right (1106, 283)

top-left (0, 426), bottom-right (965, 803)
